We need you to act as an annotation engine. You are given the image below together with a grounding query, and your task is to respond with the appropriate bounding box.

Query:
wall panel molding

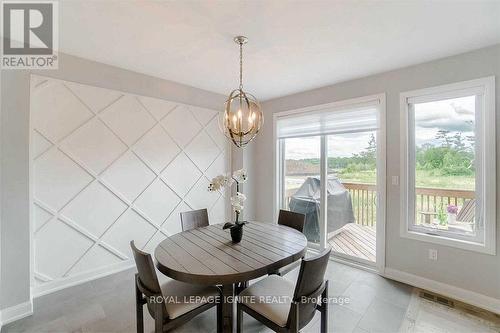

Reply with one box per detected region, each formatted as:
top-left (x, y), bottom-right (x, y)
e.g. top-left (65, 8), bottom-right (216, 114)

top-left (30, 75), bottom-right (229, 295)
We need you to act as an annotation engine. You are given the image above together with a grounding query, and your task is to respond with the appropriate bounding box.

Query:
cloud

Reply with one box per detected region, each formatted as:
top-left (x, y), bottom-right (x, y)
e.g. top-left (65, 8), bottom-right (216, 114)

top-left (417, 119), bottom-right (473, 132)
top-left (414, 95), bottom-right (475, 134)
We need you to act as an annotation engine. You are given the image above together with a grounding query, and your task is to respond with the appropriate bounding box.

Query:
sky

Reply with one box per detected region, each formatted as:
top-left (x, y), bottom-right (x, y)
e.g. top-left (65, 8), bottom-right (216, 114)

top-left (414, 95), bottom-right (475, 147)
top-left (285, 132), bottom-right (375, 159)
top-left (284, 95), bottom-right (475, 159)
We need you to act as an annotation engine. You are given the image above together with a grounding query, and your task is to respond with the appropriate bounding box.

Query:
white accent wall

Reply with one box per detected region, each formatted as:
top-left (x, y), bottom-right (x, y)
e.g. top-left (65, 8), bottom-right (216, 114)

top-left (30, 75), bottom-right (229, 295)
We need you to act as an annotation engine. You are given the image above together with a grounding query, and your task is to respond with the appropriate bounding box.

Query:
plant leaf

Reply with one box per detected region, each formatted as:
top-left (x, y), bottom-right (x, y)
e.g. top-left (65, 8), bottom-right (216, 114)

top-left (222, 222), bottom-right (235, 230)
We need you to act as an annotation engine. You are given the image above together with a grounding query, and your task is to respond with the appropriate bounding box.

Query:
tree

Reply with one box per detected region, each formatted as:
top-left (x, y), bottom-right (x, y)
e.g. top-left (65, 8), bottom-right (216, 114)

top-left (435, 129), bottom-right (451, 147)
top-left (452, 133), bottom-right (465, 151)
top-left (466, 135), bottom-right (475, 152)
top-left (366, 134), bottom-right (376, 155)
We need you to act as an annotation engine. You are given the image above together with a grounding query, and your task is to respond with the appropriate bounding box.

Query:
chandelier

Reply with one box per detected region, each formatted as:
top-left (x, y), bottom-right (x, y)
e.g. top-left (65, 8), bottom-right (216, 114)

top-left (219, 36), bottom-right (263, 148)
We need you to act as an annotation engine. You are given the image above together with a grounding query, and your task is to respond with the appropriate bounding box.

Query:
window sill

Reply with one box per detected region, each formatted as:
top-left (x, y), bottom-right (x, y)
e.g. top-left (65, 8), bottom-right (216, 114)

top-left (401, 228), bottom-right (495, 255)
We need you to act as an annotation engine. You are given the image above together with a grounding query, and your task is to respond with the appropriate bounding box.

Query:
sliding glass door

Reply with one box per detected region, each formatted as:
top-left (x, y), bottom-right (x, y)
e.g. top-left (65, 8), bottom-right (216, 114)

top-left (327, 132), bottom-right (377, 264)
top-left (281, 136), bottom-right (321, 246)
top-left (276, 95), bottom-right (385, 268)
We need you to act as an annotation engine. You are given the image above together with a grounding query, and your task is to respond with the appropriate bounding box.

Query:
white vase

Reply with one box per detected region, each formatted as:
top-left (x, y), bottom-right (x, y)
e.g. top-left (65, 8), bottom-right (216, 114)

top-left (447, 213), bottom-right (457, 225)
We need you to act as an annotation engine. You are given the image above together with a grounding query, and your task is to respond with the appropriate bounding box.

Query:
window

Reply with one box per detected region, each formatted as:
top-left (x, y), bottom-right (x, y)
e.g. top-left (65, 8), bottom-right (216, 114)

top-left (400, 77), bottom-right (496, 254)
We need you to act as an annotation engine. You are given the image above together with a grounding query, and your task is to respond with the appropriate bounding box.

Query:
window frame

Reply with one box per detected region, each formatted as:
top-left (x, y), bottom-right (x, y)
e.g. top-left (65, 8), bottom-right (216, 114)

top-left (400, 77), bottom-right (496, 255)
top-left (273, 93), bottom-right (386, 272)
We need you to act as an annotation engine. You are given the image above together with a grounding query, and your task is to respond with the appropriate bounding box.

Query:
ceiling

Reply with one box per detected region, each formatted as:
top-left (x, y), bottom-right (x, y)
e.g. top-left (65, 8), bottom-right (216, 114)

top-left (60, 1), bottom-right (500, 101)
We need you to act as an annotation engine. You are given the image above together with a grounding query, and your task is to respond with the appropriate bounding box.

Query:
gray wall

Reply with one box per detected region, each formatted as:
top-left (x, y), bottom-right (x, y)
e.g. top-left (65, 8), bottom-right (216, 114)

top-left (0, 52), bottom-right (226, 310)
top-left (254, 44), bottom-right (500, 299)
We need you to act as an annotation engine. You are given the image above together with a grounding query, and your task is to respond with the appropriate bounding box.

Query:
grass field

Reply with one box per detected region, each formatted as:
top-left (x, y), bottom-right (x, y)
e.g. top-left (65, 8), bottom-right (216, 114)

top-left (335, 169), bottom-right (474, 190)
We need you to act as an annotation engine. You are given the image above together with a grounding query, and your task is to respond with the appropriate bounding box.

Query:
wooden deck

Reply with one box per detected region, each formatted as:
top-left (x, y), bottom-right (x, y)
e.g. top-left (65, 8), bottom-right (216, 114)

top-left (328, 223), bottom-right (376, 262)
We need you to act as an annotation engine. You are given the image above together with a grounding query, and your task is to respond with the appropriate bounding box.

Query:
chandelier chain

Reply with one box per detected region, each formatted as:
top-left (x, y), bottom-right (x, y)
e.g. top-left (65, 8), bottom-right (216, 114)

top-left (239, 41), bottom-right (243, 90)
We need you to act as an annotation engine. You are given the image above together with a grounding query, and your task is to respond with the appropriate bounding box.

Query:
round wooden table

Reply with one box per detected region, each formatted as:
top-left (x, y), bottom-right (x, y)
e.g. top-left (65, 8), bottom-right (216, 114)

top-left (154, 221), bottom-right (307, 333)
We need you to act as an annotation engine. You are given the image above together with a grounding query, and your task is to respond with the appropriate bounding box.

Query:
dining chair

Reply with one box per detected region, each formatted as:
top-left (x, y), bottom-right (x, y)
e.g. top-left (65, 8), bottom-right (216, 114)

top-left (130, 241), bottom-right (222, 333)
top-left (237, 248), bottom-right (331, 333)
top-left (272, 209), bottom-right (306, 276)
top-left (180, 208), bottom-right (209, 231)
top-left (278, 209), bottom-right (306, 233)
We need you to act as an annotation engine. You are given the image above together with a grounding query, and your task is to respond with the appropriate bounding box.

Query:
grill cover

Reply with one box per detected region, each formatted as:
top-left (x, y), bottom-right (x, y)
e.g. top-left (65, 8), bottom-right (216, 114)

top-left (289, 177), bottom-right (355, 242)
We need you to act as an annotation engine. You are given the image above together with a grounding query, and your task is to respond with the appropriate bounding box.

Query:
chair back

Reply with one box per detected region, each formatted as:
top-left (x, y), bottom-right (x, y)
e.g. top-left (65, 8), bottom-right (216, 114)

top-left (278, 209), bottom-right (305, 233)
top-left (456, 199), bottom-right (475, 223)
top-left (130, 241), bottom-right (161, 294)
top-left (290, 247), bottom-right (331, 328)
top-left (180, 208), bottom-right (209, 231)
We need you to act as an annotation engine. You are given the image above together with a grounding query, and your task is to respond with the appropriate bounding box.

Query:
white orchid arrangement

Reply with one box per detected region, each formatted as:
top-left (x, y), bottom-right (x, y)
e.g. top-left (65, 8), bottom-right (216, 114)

top-left (208, 168), bottom-right (248, 229)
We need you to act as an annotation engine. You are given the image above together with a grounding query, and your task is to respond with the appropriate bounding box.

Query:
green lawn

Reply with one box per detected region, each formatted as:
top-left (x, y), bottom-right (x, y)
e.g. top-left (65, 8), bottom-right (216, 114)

top-left (335, 169), bottom-right (474, 191)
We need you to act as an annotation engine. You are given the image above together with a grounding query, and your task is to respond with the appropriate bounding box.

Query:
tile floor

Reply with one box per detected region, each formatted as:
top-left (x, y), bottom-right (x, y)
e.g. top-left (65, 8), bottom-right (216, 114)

top-left (400, 289), bottom-right (500, 333)
top-left (1, 260), bottom-right (494, 333)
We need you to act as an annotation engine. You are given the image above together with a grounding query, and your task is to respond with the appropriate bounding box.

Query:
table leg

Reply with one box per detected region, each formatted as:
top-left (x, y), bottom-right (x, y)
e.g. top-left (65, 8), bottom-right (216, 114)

top-left (221, 284), bottom-right (234, 333)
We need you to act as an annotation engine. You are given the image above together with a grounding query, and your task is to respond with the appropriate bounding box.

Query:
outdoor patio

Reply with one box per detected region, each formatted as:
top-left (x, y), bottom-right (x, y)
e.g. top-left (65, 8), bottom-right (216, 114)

top-left (328, 223), bottom-right (376, 262)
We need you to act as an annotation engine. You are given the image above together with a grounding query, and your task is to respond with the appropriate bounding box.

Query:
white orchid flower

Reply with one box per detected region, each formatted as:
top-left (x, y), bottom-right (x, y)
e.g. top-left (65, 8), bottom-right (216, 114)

top-left (208, 170), bottom-right (249, 193)
top-left (208, 174), bottom-right (229, 192)
top-left (230, 192), bottom-right (246, 213)
top-left (232, 168), bottom-right (248, 183)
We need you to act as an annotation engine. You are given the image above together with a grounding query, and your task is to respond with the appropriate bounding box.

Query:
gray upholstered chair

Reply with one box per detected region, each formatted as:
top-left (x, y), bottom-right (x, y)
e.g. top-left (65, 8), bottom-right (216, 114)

top-left (131, 241), bottom-right (221, 332)
top-left (180, 208), bottom-right (209, 231)
top-left (272, 210), bottom-right (306, 276)
top-left (237, 248), bottom-right (331, 333)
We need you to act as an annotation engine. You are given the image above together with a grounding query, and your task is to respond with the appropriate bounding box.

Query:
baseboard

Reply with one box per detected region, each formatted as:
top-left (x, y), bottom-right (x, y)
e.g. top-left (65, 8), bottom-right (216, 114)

top-left (33, 260), bottom-right (135, 298)
top-left (329, 254), bottom-right (378, 274)
top-left (384, 268), bottom-right (500, 314)
top-left (0, 299), bottom-right (33, 327)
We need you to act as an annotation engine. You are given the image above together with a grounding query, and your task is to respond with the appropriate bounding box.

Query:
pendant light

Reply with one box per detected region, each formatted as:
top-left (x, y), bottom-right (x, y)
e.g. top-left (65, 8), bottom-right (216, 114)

top-left (219, 36), bottom-right (264, 148)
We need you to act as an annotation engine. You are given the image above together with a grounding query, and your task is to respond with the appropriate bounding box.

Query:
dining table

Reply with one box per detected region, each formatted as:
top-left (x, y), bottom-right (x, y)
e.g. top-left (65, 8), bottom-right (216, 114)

top-left (154, 221), bottom-right (308, 333)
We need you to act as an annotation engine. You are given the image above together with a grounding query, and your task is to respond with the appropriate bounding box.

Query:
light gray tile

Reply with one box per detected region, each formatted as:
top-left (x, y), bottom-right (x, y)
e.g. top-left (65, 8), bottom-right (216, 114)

top-left (342, 281), bottom-right (377, 315)
top-left (24, 317), bottom-right (69, 333)
top-left (329, 304), bottom-right (363, 333)
top-left (328, 278), bottom-right (351, 297)
top-left (352, 326), bottom-right (369, 333)
top-left (62, 303), bottom-right (106, 332)
top-left (305, 305), bottom-right (361, 333)
top-left (239, 313), bottom-right (273, 333)
top-left (357, 275), bottom-right (412, 309)
top-left (327, 263), bottom-right (361, 286)
top-left (357, 297), bottom-right (407, 333)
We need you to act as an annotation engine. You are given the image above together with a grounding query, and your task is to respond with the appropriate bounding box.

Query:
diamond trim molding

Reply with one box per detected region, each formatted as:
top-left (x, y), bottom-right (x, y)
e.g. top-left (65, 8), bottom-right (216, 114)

top-left (30, 75), bottom-right (229, 295)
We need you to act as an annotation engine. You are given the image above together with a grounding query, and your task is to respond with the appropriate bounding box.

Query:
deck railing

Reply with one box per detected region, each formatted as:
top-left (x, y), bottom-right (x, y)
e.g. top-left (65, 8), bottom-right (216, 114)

top-left (343, 183), bottom-right (475, 226)
top-left (413, 187), bottom-right (474, 224)
top-left (343, 183), bottom-right (377, 227)
top-left (286, 180), bottom-right (475, 227)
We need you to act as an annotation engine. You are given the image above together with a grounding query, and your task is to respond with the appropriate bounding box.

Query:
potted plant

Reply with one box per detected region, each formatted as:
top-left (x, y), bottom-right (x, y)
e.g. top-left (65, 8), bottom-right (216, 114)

top-left (208, 168), bottom-right (248, 243)
top-left (436, 203), bottom-right (448, 226)
top-left (447, 204), bottom-right (458, 225)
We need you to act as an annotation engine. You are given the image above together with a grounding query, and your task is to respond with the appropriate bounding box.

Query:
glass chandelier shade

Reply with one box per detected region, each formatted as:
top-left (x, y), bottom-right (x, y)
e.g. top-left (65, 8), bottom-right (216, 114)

top-left (219, 36), bottom-right (264, 148)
